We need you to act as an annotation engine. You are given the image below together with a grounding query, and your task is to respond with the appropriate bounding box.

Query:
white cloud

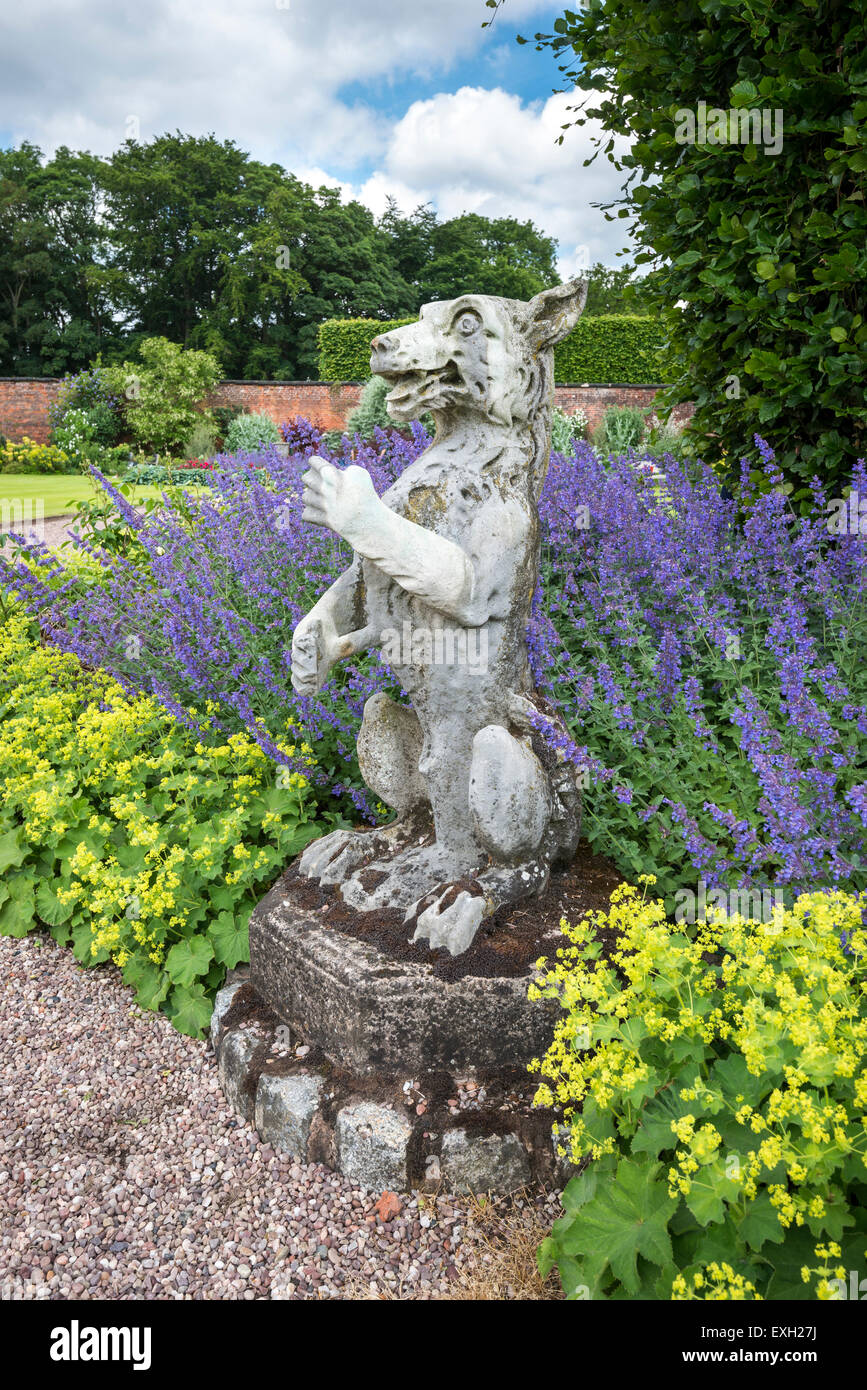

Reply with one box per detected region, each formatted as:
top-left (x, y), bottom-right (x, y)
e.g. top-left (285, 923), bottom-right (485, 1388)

top-left (0, 0), bottom-right (548, 166)
top-left (356, 86), bottom-right (635, 275)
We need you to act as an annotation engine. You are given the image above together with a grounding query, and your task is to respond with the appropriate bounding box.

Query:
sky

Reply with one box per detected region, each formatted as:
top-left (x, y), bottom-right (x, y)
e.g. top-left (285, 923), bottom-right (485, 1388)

top-left (0, 0), bottom-right (635, 277)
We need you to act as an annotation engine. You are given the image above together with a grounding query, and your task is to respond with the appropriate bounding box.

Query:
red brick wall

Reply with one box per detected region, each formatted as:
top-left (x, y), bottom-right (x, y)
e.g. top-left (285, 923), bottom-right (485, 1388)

top-left (206, 380), bottom-right (364, 433)
top-left (554, 385), bottom-right (693, 435)
top-left (0, 377), bottom-right (692, 445)
top-left (0, 378), bottom-right (65, 443)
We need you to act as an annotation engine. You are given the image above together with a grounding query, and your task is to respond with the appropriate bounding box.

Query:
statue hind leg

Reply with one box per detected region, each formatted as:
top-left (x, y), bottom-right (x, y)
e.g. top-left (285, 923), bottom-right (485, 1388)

top-left (338, 716), bottom-right (487, 913)
top-left (407, 717), bottom-right (582, 954)
top-left (298, 692), bottom-right (432, 885)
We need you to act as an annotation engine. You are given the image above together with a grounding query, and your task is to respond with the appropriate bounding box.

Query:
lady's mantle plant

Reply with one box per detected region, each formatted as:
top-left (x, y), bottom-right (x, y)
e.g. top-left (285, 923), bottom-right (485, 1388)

top-left (0, 613), bottom-right (327, 1035)
top-left (530, 880), bottom-right (867, 1300)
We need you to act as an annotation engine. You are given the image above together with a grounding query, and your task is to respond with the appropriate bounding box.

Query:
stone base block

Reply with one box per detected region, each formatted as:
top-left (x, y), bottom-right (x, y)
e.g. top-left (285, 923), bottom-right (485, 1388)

top-left (212, 980), bottom-right (565, 1194)
top-left (248, 870), bottom-right (556, 1077)
top-left (211, 868), bottom-right (571, 1194)
top-left (217, 1028), bottom-right (262, 1122)
top-left (335, 1103), bottom-right (412, 1190)
top-left (441, 1129), bottom-right (531, 1193)
top-left (255, 1072), bottom-right (324, 1159)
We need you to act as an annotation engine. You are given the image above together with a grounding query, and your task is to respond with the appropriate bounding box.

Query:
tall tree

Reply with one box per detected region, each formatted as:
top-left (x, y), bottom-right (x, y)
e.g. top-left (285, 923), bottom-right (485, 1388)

top-left (377, 198), bottom-right (438, 294)
top-left (99, 133), bottom-right (295, 366)
top-left (0, 131), bottom-right (579, 382)
top-left (285, 187), bottom-right (416, 377)
top-left (420, 212), bottom-right (559, 303)
top-left (584, 261), bottom-right (656, 316)
top-left (0, 144), bottom-right (112, 375)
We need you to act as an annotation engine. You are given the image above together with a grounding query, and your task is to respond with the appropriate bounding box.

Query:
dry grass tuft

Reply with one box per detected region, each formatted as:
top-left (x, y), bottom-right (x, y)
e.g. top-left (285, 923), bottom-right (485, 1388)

top-left (438, 1191), bottom-right (563, 1301)
top-left (340, 1189), bottom-right (564, 1301)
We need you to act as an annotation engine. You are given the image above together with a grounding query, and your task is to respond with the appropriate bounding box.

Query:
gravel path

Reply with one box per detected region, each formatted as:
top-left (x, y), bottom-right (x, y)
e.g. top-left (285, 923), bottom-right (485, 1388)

top-left (33, 515), bottom-right (82, 551)
top-left (0, 933), bottom-right (560, 1301)
top-left (0, 513), bottom-right (81, 551)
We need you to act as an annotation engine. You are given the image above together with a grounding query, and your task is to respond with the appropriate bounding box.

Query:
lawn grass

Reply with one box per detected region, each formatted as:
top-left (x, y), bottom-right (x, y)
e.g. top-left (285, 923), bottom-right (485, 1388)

top-left (0, 473), bottom-right (196, 519)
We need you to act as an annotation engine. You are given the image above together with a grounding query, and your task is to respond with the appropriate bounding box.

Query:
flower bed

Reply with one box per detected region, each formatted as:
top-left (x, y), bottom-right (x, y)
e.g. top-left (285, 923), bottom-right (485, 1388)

top-left (0, 613), bottom-right (329, 1034)
top-left (531, 879), bottom-right (867, 1301)
top-left (2, 428), bottom-right (865, 907)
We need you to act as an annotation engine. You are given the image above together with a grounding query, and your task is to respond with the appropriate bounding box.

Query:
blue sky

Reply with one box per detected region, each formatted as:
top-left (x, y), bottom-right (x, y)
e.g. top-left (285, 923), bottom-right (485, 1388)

top-left (0, 0), bottom-right (634, 274)
top-left (332, 28), bottom-right (564, 180)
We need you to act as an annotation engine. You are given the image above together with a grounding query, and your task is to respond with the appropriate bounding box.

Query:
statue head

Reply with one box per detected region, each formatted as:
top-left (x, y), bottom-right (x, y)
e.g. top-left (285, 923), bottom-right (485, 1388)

top-left (369, 279), bottom-right (588, 429)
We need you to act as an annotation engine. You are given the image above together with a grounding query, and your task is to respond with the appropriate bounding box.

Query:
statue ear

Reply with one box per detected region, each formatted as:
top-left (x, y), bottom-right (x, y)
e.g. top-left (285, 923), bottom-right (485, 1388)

top-left (528, 278), bottom-right (588, 348)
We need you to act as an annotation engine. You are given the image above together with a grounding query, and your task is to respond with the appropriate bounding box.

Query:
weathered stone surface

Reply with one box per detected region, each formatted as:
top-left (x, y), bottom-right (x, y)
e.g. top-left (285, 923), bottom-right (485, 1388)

top-left (254, 1071), bottom-right (323, 1158)
top-left (469, 724), bottom-right (551, 859)
top-left (217, 1029), bottom-right (261, 1122)
top-left (288, 281), bottom-right (587, 954)
top-left (250, 877), bottom-right (557, 1076)
top-left (210, 981), bottom-right (244, 1051)
top-left (440, 1129), bottom-right (531, 1193)
top-left (335, 1103), bottom-right (411, 1190)
top-left (356, 690), bottom-right (428, 818)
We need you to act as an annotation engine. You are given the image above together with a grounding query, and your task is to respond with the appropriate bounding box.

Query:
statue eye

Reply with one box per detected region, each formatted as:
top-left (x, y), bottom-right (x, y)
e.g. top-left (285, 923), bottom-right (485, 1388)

top-left (455, 311), bottom-right (482, 337)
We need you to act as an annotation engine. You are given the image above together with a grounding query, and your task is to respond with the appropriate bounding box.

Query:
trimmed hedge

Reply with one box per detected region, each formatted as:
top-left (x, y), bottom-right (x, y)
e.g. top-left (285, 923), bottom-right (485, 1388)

top-left (554, 315), bottom-right (666, 384)
top-left (318, 314), bottom-right (666, 384)
top-left (318, 317), bottom-right (416, 383)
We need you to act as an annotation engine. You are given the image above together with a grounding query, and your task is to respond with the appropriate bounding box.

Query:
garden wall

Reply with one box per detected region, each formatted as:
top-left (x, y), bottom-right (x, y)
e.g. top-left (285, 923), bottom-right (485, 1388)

top-left (0, 378), bottom-right (692, 445)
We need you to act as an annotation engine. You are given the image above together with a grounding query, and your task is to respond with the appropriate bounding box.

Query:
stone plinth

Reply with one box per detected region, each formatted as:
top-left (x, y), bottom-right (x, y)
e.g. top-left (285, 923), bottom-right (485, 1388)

top-left (210, 872), bottom-right (570, 1194)
top-left (248, 872), bottom-right (556, 1077)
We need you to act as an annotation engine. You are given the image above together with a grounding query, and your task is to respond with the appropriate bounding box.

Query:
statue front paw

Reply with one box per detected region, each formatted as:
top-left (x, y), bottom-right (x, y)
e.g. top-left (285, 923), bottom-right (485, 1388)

top-left (290, 617), bottom-right (326, 695)
top-left (301, 456), bottom-right (378, 542)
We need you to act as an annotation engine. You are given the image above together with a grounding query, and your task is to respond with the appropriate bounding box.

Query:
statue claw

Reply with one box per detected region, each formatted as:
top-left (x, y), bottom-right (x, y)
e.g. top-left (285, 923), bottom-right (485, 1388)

top-left (410, 888), bottom-right (487, 956)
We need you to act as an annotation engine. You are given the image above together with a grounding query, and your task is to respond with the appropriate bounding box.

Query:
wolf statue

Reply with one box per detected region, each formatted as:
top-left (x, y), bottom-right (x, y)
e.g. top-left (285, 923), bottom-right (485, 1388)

top-left (290, 279), bottom-right (588, 955)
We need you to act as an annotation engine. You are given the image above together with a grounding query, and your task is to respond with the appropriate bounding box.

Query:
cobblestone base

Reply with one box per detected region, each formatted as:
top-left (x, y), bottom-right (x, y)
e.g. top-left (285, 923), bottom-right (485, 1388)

top-left (212, 973), bottom-right (570, 1195)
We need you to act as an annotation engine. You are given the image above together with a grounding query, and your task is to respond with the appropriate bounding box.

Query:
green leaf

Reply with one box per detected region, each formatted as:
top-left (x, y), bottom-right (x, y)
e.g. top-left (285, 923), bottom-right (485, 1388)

top-left (685, 1182), bottom-right (726, 1227)
top-left (730, 79), bottom-right (759, 107)
top-left (755, 259), bottom-right (776, 280)
top-left (122, 955), bottom-right (170, 1011)
top-left (631, 1081), bottom-right (704, 1159)
top-left (36, 881), bottom-right (74, 927)
top-left (713, 1054), bottom-right (772, 1109)
top-left (208, 910), bottom-right (249, 969)
top-left (208, 886), bottom-right (237, 912)
top-left (537, 1235), bottom-right (558, 1278)
top-left (556, 1158), bottom-right (677, 1296)
top-left (71, 920), bottom-right (104, 964)
top-left (168, 983), bottom-right (213, 1038)
top-left (739, 1192), bottom-right (787, 1251)
top-left (0, 828), bottom-right (28, 876)
top-left (165, 935), bottom-right (214, 987)
top-left (0, 876), bottom-right (36, 937)
top-left (561, 1155), bottom-right (615, 1214)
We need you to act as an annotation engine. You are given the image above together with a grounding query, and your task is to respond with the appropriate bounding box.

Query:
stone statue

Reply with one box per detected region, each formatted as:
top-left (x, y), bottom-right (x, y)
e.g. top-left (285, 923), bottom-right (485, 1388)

top-left (290, 280), bottom-right (587, 955)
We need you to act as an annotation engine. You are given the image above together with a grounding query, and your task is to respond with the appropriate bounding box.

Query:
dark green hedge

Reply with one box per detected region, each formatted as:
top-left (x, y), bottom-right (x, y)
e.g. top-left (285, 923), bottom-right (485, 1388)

top-left (318, 317), bottom-right (416, 382)
top-left (318, 314), bottom-right (666, 383)
top-left (554, 315), bottom-right (666, 383)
